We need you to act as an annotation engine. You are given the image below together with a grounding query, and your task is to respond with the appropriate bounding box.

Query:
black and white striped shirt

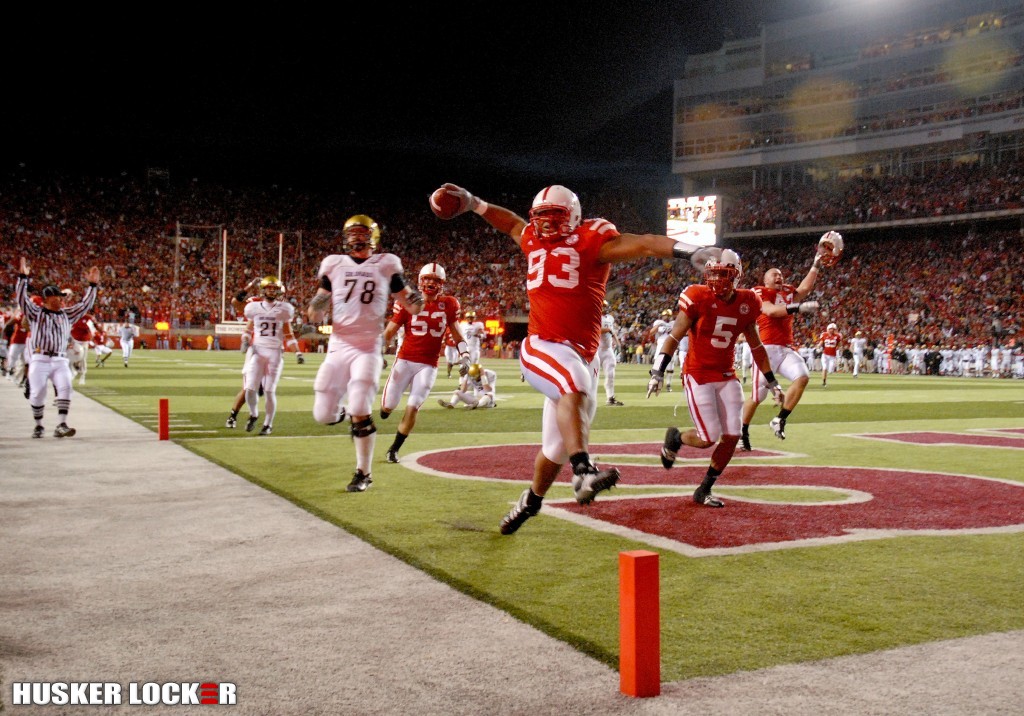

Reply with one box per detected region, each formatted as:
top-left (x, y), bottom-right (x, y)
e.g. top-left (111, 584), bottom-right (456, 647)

top-left (16, 276), bottom-right (98, 358)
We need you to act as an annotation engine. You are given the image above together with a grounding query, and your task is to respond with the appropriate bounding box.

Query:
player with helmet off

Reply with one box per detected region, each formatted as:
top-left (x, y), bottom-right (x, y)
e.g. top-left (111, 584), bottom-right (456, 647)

top-left (740, 231), bottom-right (840, 450)
top-left (241, 276), bottom-right (302, 435)
top-left (308, 214), bottom-right (423, 493)
top-left (431, 182), bottom-right (719, 534)
top-left (379, 262), bottom-right (470, 464)
top-left (649, 250), bottom-right (783, 508)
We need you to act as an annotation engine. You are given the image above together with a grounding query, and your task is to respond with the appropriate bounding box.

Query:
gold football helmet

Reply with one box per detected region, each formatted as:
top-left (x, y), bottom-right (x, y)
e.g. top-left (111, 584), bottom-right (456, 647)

top-left (260, 275), bottom-right (285, 300)
top-left (343, 214), bottom-right (381, 255)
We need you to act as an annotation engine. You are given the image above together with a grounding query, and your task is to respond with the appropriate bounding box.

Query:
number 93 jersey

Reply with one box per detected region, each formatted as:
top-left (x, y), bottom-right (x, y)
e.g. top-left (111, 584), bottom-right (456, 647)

top-left (678, 284), bottom-right (762, 384)
top-left (520, 218), bottom-right (618, 362)
top-left (244, 299), bottom-right (296, 349)
top-left (318, 252), bottom-right (404, 352)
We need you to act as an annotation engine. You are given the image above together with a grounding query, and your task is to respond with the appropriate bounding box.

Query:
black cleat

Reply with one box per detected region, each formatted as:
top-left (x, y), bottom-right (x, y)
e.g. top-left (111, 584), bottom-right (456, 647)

top-left (572, 463), bottom-right (620, 505)
top-left (385, 449), bottom-right (400, 464)
top-left (346, 470), bottom-right (373, 492)
top-left (661, 427), bottom-right (683, 469)
top-left (606, 396), bottom-right (624, 406)
top-left (245, 416), bottom-right (258, 432)
top-left (740, 431), bottom-right (752, 452)
top-left (500, 488), bottom-right (539, 535)
top-left (53, 423), bottom-right (76, 439)
top-left (32, 425), bottom-right (44, 439)
top-left (694, 488), bottom-right (725, 508)
top-left (258, 425), bottom-right (273, 435)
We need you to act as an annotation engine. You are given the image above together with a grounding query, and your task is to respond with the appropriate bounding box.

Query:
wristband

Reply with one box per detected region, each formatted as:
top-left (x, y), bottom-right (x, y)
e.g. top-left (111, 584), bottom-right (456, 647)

top-left (456, 340), bottom-right (469, 354)
top-left (671, 241), bottom-right (694, 260)
top-left (652, 352), bottom-right (672, 374)
top-left (763, 370), bottom-right (777, 384)
top-left (472, 200), bottom-right (489, 215)
top-left (786, 303), bottom-right (800, 315)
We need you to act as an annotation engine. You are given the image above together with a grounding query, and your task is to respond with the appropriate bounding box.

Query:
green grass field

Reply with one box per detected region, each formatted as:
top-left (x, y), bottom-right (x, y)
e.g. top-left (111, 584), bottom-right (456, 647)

top-left (78, 351), bottom-right (1024, 681)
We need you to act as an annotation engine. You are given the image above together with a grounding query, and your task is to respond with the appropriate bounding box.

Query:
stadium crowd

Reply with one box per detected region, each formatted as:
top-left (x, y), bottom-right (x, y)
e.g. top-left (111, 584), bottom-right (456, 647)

top-left (725, 159), bottom-right (1024, 231)
top-left (2, 166), bottom-right (1022, 377)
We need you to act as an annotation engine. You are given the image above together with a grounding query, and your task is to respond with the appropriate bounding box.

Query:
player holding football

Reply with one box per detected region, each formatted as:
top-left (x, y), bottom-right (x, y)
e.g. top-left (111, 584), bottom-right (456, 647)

top-left (432, 182), bottom-right (719, 534)
top-left (740, 232), bottom-right (839, 450)
top-left (649, 250), bottom-right (783, 508)
top-left (380, 262), bottom-right (470, 463)
top-left (308, 214), bottom-right (423, 493)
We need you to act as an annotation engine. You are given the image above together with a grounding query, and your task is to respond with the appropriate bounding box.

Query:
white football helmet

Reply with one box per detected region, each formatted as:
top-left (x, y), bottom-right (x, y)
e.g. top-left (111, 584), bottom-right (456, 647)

top-left (704, 249), bottom-right (742, 298)
top-left (418, 262), bottom-right (446, 297)
top-left (529, 185), bottom-right (582, 241)
top-left (818, 231), bottom-right (844, 267)
top-left (827, 323), bottom-right (838, 331)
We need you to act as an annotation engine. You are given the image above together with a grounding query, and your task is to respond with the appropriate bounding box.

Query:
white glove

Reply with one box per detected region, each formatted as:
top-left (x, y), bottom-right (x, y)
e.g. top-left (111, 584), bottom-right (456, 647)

top-left (458, 352), bottom-right (470, 377)
top-left (441, 183), bottom-right (481, 216)
top-left (646, 371), bottom-right (664, 398)
top-left (799, 301), bottom-right (819, 314)
top-left (689, 246), bottom-right (723, 270)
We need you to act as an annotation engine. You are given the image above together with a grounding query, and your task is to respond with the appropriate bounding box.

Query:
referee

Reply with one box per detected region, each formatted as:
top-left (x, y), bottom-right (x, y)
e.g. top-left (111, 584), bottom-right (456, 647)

top-left (16, 256), bottom-right (100, 438)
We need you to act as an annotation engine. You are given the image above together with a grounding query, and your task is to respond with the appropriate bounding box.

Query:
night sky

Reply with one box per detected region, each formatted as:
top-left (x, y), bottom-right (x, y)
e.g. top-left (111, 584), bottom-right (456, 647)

top-left (6, 2), bottom-right (831, 191)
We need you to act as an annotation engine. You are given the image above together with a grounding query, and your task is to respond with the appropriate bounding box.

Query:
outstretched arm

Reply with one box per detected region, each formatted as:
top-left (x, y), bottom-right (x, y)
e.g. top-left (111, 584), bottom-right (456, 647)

top-left (599, 233), bottom-right (721, 268)
top-left (794, 254), bottom-right (823, 301)
top-left (433, 183), bottom-right (527, 247)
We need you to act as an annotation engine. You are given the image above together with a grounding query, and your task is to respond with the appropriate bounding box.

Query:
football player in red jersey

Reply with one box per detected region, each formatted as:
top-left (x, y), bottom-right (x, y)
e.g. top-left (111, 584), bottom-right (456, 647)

top-left (379, 262), bottom-right (470, 463)
top-left (648, 250), bottom-right (783, 508)
top-left (69, 313), bottom-right (96, 384)
top-left (819, 322), bottom-right (843, 387)
top-left (434, 182), bottom-right (718, 534)
top-left (92, 326), bottom-right (113, 366)
top-left (740, 238), bottom-right (830, 450)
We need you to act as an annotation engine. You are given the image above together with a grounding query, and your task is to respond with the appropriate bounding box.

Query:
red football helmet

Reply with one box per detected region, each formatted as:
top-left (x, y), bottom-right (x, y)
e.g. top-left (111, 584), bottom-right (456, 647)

top-left (418, 262), bottom-right (446, 297)
top-left (529, 185), bottom-right (581, 241)
top-left (704, 249), bottom-right (742, 298)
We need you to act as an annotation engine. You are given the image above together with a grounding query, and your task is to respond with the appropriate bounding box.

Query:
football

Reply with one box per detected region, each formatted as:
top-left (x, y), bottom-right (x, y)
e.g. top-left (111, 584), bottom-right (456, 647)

top-left (429, 187), bottom-right (461, 220)
top-left (817, 231), bottom-right (844, 267)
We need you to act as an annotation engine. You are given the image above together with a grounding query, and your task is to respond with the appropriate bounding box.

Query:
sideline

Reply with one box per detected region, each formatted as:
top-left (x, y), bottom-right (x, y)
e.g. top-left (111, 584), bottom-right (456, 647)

top-left (1, 385), bottom-right (1020, 715)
